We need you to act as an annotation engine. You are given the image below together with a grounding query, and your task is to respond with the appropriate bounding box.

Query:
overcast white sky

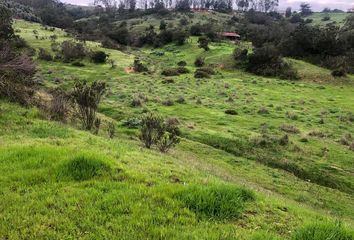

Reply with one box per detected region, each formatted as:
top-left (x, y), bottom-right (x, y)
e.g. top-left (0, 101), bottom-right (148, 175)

top-left (60, 0), bottom-right (354, 11)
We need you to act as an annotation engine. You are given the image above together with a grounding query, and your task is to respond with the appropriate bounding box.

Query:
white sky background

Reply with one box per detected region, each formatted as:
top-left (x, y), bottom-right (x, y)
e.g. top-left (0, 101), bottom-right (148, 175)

top-left (60, 0), bottom-right (354, 11)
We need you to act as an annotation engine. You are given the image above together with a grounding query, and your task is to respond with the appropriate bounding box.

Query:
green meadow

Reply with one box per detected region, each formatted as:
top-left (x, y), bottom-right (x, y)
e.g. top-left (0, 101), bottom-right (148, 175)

top-left (0, 19), bottom-right (352, 239)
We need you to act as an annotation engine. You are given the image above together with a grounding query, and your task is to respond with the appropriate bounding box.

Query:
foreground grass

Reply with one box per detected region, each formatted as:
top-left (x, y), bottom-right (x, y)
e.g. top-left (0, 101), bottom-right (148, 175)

top-left (1, 100), bottom-right (353, 239)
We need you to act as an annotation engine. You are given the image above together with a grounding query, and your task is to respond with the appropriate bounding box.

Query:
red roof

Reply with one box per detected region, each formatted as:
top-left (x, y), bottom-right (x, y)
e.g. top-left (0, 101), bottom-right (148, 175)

top-left (220, 32), bottom-right (240, 37)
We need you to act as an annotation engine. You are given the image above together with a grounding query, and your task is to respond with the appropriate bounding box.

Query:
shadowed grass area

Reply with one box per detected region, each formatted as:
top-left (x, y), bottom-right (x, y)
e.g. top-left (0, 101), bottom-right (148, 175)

top-left (175, 184), bottom-right (255, 220)
top-left (292, 222), bottom-right (354, 240)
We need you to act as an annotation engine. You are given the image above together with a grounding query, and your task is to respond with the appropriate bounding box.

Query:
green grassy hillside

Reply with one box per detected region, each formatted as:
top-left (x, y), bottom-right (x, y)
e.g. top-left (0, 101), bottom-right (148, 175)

top-left (306, 12), bottom-right (351, 26)
top-left (0, 19), bottom-right (353, 239)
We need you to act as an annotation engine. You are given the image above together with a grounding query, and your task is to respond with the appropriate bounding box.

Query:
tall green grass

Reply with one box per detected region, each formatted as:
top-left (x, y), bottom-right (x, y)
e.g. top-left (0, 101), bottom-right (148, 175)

top-left (175, 184), bottom-right (255, 220)
top-left (57, 155), bottom-right (112, 181)
top-left (292, 222), bottom-right (354, 240)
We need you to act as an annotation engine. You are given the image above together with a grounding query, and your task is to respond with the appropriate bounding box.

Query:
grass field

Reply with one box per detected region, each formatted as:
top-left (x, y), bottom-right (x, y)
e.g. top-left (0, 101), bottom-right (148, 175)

top-left (306, 12), bottom-right (352, 26)
top-left (0, 19), bottom-right (353, 239)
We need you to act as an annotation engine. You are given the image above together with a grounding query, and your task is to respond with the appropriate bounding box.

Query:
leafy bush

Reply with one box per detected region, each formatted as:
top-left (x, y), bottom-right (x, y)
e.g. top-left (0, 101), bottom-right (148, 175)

top-left (225, 109), bottom-right (238, 115)
top-left (48, 90), bottom-right (70, 122)
top-left (198, 36), bottom-right (209, 51)
top-left (332, 69), bottom-right (346, 77)
top-left (140, 112), bottom-right (164, 148)
top-left (194, 57), bottom-right (205, 67)
top-left (60, 41), bottom-right (86, 62)
top-left (72, 61), bottom-right (85, 67)
top-left (107, 122), bottom-right (116, 138)
top-left (58, 155), bottom-right (111, 181)
top-left (133, 58), bottom-right (148, 72)
top-left (71, 80), bottom-right (106, 130)
top-left (161, 67), bottom-right (189, 76)
top-left (122, 117), bottom-right (142, 129)
top-left (0, 46), bottom-right (37, 105)
top-left (247, 44), bottom-right (299, 80)
top-left (177, 60), bottom-right (187, 67)
top-left (90, 51), bottom-right (108, 64)
top-left (292, 222), bottom-right (354, 240)
top-left (194, 69), bottom-right (210, 78)
top-left (38, 48), bottom-right (53, 61)
top-left (140, 112), bottom-right (181, 152)
top-left (174, 184), bottom-right (255, 220)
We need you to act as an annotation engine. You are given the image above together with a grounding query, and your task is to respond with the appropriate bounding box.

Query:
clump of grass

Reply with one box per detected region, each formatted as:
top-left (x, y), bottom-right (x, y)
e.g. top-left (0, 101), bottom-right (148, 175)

top-left (292, 222), bottom-right (354, 240)
top-left (280, 124), bottom-right (300, 134)
top-left (58, 155), bottom-right (111, 181)
top-left (175, 184), bottom-right (255, 220)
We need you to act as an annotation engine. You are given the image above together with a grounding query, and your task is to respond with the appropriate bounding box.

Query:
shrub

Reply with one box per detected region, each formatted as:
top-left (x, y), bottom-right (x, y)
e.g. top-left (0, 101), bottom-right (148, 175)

top-left (60, 41), bottom-right (86, 62)
top-left (38, 48), bottom-right (53, 61)
top-left (140, 112), bottom-right (164, 148)
top-left (162, 99), bottom-right (174, 106)
top-left (71, 80), bottom-right (106, 130)
top-left (94, 118), bottom-right (101, 135)
top-left (292, 222), bottom-right (354, 240)
top-left (332, 69), bottom-right (346, 77)
top-left (156, 119), bottom-right (181, 153)
top-left (0, 46), bottom-right (37, 105)
top-left (108, 122), bottom-right (116, 138)
top-left (161, 67), bottom-right (189, 76)
top-left (140, 112), bottom-right (181, 152)
top-left (131, 97), bottom-right (143, 107)
top-left (133, 58), bottom-right (148, 72)
top-left (247, 44), bottom-right (298, 80)
top-left (58, 155), bottom-right (111, 181)
top-left (48, 90), bottom-right (71, 122)
top-left (280, 124), bottom-right (300, 134)
top-left (177, 60), bottom-right (187, 67)
top-left (225, 109), bottom-right (238, 115)
top-left (198, 36), bottom-right (209, 51)
top-left (72, 61), bottom-right (85, 67)
top-left (175, 184), bottom-right (255, 220)
top-left (122, 117), bottom-right (142, 129)
top-left (90, 50), bottom-right (108, 64)
top-left (194, 69), bottom-right (210, 78)
top-left (194, 57), bottom-right (205, 67)
top-left (197, 66), bottom-right (215, 75)
top-left (322, 15), bottom-right (331, 21)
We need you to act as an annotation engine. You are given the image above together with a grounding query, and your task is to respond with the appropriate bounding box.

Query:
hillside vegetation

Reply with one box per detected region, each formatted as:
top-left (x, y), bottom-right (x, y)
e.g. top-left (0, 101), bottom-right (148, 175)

top-left (0, 2), bottom-right (353, 238)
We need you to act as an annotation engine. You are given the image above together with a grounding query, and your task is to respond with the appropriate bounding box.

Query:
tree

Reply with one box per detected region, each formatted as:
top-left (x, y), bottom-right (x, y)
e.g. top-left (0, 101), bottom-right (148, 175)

top-left (0, 5), bottom-right (14, 41)
top-left (71, 81), bottom-right (106, 130)
top-left (0, 46), bottom-right (37, 105)
top-left (176, 0), bottom-right (190, 11)
top-left (285, 7), bottom-right (292, 18)
top-left (94, 0), bottom-right (117, 12)
top-left (159, 20), bottom-right (167, 31)
top-left (198, 36), bottom-right (209, 51)
top-left (300, 3), bottom-right (312, 16)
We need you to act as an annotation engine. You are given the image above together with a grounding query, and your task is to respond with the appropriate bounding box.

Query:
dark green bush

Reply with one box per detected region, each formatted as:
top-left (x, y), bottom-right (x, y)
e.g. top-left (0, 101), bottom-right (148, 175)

top-left (194, 57), bottom-right (205, 67)
top-left (38, 48), bottom-right (53, 61)
top-left (332, 69), bottom-right (346, 77)
top-left (175, 184), bottom-right (255, 220)
top-left (225, 109), bottom-right (238, 115)
top-left (90, 51), bottom-right (108, 64)
top-left (72, 61), bottom-right (85, 67)
top-left (177, 60), bottom-right (187, 67)
top-left (194, 69), bottom-right (210, 78)
top-left (161, 67), bottom-right (189, 76)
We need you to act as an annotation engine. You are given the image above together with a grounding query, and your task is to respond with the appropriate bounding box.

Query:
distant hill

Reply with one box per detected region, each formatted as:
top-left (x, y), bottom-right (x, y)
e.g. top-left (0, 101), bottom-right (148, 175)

top-left (0, 0), bottom-right (41, 22)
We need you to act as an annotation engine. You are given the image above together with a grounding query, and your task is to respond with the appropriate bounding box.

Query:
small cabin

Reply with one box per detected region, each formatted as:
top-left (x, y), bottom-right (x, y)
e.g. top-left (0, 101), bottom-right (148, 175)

top-left (219, 32), bottom-right (241, 42)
